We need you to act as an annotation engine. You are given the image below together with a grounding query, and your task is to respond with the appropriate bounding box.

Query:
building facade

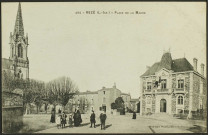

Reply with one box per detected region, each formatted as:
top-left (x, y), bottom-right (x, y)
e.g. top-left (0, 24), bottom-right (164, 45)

top-left (140, 51), bottom-right (206, 116)
top-left (67, 83), bottom-right (132, 114)
top-left (2, 3), bottom-right (29, 80)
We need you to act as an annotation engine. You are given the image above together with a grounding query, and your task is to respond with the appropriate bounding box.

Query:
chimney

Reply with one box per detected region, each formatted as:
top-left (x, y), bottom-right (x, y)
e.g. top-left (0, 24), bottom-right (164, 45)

top-left (193, 58), bottom-right (198, 71)
top-left (113, 82), bottom-right (116, 88)
top-left (201, 63), bottom-right (204, 76)
top-left (146, 66), bottom-right (150, 70)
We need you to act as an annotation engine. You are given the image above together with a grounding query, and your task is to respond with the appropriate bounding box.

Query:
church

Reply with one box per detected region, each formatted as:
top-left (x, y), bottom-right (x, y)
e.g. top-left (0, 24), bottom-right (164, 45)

top-left (2, 3), bottom-right (29, 80)
top-left (2, 3), bottom-right (29, 133)
top-left (140, 51), bottom-right (206, 116)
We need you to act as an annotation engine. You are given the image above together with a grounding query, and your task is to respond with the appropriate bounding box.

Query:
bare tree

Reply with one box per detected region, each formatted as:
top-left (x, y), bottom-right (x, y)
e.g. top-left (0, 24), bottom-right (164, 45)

top-left (46, 76), bottom-right (79, 113)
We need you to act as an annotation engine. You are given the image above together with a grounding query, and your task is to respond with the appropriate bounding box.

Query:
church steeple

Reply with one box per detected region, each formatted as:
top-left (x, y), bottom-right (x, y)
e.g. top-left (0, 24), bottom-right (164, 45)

top-left (9, 3), bottom-right (29, 79)
top-left (13, 2), bottom-right (24, 37)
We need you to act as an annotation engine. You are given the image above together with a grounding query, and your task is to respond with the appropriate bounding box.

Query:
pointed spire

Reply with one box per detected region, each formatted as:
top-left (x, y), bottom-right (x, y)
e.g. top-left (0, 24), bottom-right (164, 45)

top-left (14, 2), bottom-right (24, 37)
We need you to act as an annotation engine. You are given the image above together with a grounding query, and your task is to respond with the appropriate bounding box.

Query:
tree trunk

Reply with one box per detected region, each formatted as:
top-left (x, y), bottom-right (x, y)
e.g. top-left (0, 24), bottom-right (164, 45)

top-left (28, 104), bottom-right (31, 114)
top-left (45, 104), bottom-right (48, 114)
top-left (37, 105), bottom-right (39, 114)
top-left (25, 103), bottom-right (29, 115)
top-left (53, 104), bottom-right (57, 116)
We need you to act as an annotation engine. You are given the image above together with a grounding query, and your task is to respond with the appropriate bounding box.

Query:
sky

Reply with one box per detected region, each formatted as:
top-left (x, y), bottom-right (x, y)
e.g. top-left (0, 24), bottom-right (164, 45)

top-left (2, 2), bottom-right (206, 98)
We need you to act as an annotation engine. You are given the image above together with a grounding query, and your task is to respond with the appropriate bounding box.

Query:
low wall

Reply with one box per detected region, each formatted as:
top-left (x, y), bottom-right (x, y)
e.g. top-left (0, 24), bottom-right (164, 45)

top-left (2, 106), bottom-right (23, 133)
top-left (2, 90), bottom-right (23, 133)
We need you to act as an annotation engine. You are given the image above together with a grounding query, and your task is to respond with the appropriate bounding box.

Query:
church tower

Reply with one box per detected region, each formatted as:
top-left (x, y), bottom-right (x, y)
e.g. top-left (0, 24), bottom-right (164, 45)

top-left (9, 3), bottom-right (29, 79)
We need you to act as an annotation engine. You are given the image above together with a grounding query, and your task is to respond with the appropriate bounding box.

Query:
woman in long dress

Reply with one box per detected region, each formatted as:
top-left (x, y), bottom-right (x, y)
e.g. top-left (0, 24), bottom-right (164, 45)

top-left (50, 108), bottom-right (55, 123)
top-left (77, 109), bottom-right (82, 125)
top-left (73, 110), bottom-right (79, 127)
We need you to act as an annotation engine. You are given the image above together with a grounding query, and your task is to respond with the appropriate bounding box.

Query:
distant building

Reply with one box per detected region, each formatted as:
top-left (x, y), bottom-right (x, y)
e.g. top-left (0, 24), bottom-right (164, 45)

top-left (140, 51), bottom-right (206, 116)
top-left (130, 98), bottom-right (140, 113)
top-left (2, 2), bottom-right (29, 80)
top-left (67, 83), bottom-right (131, 114)
top-left (121, 92), bottom-right (131, 110)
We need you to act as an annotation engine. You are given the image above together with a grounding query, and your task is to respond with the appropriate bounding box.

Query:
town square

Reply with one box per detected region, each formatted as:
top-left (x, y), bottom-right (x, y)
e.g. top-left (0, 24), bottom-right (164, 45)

top-left (1, 2), bottom-right (207, 134)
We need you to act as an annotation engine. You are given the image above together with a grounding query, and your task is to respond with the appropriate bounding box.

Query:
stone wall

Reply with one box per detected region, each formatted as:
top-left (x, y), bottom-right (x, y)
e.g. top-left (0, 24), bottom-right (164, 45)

top-left (2, 90), bottom-right (23, 133)
top-left (202, 78), bottom-right (207, 111)
top-left (2, 107), bottom-right (23, 133)
top-left (184, 74), bottom-right (190, 111)
top-left (192, 73), bottom-right (200, 111)
top-left (171, 95), bottom-right (176, 114)
top-left (152, 95), bottom-right (156, 113)
top-left (141, 95), bottom-right (146, 115)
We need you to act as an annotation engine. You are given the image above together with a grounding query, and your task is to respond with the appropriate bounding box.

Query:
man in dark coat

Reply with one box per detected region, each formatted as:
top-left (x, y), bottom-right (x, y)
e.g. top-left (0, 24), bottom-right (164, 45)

top-left (90, 111), bottom-right (96, 128)
top-left (132, 111), bottom-right (136, 119)
top-left (58, 108), bottom-right (61, 114)
top-left (100, 111), bottom-right (107, 130)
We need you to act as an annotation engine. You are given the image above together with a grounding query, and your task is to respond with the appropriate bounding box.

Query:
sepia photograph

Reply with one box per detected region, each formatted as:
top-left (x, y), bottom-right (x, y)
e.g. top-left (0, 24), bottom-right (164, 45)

top-left (1, 1), bottom-right (207, 134)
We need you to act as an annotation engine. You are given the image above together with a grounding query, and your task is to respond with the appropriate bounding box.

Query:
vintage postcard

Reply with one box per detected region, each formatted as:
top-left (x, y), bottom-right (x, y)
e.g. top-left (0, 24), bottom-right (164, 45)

top-left (1, 1), bottom-right (207, 134)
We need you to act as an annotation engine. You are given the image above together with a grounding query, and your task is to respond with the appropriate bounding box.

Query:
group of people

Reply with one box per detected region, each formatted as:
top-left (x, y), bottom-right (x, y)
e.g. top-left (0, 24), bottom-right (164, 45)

top-left (90, 110), bottom-right (107, 130)
top-left (51, 108), bottom-right (135, 130)
top-left (56, 111), bottom-right (68, 129)
top-left (50, 108), bottom-right (82, 129)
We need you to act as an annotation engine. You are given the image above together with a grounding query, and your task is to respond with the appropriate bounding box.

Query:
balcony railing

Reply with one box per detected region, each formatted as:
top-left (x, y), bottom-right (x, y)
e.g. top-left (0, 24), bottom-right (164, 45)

top-left (157, 88), bottom-right (169, 92)
top-left (175, 88), bottom-right (184, 91)
top-left (143, 90), bottom-right (152, 94)
top-left (174, 88), bottom-right (185, 93)
top-left (143, 88), bottom-right (172, 94)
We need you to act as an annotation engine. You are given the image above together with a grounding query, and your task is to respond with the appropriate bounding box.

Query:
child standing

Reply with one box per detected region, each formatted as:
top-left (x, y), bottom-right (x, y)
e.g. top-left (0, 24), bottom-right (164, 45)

top-left (68, 114), bottom-right (73, 128)
top-left (56, 115), bottom-right (61, 129)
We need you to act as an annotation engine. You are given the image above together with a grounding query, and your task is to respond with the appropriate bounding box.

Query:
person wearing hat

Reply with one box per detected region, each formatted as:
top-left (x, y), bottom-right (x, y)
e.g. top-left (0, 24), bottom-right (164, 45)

top-left (100, 111), bottom-right (107, 130)
top-left (90, 110), bottom-right (96, 128)
top-left (132, 111), bottom-right (136, 119)
top-left (61, 112), bottom-right (67, 128)
top-left (68, 114), bottom-right (73, 128)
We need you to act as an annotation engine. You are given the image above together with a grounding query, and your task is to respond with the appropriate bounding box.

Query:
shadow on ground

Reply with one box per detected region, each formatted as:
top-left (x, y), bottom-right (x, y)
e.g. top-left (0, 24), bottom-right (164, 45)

top-left (80, 122), bottom-right (90, 127)
top-left (95, 124), bottom-right (101, 127)
top-left (105, 124), bottom-right (112, 129)
top-left (18, 123), bottom-right (56, 133)
top-left (187, 125), bottom-right (207, 133)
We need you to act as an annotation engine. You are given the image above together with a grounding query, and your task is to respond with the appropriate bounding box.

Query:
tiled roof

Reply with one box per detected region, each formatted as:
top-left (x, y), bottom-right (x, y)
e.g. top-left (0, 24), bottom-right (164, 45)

top-left (141, 53), bottom-right (194, 76)
top-left (130, 98), bottom-right (140, 102)
top-left (98, 87), bottom-right (118, 91)
top-left (77, 91), bottom-right (98, 95)
top-left (2, 58), bottom-right (13, 70)
top-left (121, 93), bottom-right (130, 96)
top-left (171, 58), bottom-right (194, 72)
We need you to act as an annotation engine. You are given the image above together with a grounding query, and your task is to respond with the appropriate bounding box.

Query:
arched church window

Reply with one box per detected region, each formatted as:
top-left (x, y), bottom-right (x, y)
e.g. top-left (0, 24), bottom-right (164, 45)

top-left (18, 44), bottom-right (23, 58)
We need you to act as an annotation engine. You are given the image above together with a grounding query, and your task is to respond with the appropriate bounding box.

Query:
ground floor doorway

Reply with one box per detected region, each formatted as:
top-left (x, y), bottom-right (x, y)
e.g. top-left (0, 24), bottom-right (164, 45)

top-left (160, 99), bottom-right (167, 112)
